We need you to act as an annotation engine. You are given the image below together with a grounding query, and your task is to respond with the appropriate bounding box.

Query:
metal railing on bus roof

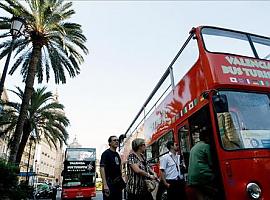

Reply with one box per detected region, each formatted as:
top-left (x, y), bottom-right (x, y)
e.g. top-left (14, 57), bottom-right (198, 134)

top-left (119, 83), bottom-right (172, 149)
top-left (119, 28), bottom-right (196, 147)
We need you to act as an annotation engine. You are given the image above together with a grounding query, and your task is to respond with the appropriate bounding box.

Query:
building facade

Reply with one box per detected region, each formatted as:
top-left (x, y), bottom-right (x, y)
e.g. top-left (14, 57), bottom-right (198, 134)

top-left (19, 137), bottom-right (36, 184)
top-left (33, 135), bottom-right (64, 185)
top-left (0, 89), bottom-right (9, 160)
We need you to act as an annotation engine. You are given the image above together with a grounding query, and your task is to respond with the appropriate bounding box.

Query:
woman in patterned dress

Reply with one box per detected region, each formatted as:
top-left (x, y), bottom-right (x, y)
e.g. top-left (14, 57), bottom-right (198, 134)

top-left (126, 138), bottom-right (158, 200)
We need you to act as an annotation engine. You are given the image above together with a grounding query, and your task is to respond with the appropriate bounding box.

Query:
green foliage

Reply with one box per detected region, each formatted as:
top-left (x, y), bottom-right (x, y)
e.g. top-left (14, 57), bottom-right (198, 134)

top-left (0, 159), bottom-right (35, 199)
top-left (10, 181), bottom-right (34, 200)
top-left (0, 158), bottom-right (19, 198)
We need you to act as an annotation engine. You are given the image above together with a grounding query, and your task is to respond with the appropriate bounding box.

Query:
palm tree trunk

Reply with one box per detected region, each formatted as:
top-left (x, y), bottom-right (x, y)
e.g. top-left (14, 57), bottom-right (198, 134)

top-left (15, 121), bottom-right (32, 164)
top-left (8, 43), bottom-right (42, 165)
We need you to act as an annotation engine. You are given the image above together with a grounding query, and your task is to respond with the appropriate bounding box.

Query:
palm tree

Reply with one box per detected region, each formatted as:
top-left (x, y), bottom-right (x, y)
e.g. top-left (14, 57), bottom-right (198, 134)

top-left (0, 86), bottom-right (69, 164)
top-left (0, 0), bottom-right (88, 164)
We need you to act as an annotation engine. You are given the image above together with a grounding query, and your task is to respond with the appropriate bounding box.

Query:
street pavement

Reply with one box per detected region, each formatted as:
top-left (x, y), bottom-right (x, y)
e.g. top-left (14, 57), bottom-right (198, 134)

top-left (57, 190), bottom-right (102, 200)
top-left (93, 190), bottom-right (127, 200)
top-left (34, 190), bottom-right (117, 200)
top-left (93, 191), bottom-right (103, 200)
top-left (54, 190), bottom-right (102, 200)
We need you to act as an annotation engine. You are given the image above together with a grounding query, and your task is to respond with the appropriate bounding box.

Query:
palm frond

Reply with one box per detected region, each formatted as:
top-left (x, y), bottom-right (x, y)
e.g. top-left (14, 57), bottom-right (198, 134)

top-left (45, 55), bottom-right (50, 82)
top-left (10, 87), bottom-right (24, 99)
top-left (13, 40), bottom-right (31, 57)
top-left (5, 0), bottom-right (29, 15)
top-left (9, 50), bottom-right (29, 76)
top-left (47, 44), bottom-right (67, 84)
top-left (1, 86), bottom-right (69, 155)
top-left (0, 2), bottom-right (16, 15)
top-left (0, 19), bottom-right (10, 31)
top-left (36, 51), bottom-right (44, 83)
top-left (0, 32), bottom-right (11, 39)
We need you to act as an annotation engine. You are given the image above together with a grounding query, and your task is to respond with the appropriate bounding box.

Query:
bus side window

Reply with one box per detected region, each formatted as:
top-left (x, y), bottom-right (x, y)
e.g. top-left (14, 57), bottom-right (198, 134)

top-left (146, 146), bottom-right (153, 161)
top-left (158, 130), bottom-right (174, 156)
top-left (178, 125), bottom-right (191, 170)
top-left (146, 142), bottom-right (160, 175)
top-left (146, 142), bottom-right (159, 164)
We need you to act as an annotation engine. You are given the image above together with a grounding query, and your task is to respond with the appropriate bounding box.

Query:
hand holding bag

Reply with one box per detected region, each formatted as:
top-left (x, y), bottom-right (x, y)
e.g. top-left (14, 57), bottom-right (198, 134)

top-left (180, 163), bottom-right (187, 174)
top-left (143, 160), bottom-right (157, 193)
top-left (144, 178), bottom-right (157, 192)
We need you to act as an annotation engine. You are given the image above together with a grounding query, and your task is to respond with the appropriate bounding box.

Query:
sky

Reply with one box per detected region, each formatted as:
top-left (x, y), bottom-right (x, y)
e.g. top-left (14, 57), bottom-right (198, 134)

top-left (1, 1), bottom-right (270, 158)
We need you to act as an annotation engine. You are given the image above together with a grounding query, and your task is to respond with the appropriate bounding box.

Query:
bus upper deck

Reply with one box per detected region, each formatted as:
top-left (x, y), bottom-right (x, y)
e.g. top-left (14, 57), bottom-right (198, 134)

top-left (120, 25), bottom-right (270, 150)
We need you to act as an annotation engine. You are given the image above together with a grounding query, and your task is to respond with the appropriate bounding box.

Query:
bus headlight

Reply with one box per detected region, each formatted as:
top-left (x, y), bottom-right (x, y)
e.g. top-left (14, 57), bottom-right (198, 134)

top-left (246, 183), bottom-right (261, 199)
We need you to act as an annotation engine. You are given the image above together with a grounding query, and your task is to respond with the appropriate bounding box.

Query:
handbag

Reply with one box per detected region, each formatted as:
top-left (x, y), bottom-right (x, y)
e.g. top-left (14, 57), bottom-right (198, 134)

top-left (141, 155), bottom-right (157, 193)
top-left (180, 164), bottom-right (187, 174)
top-left (144, 179), bottom-right (157, 192)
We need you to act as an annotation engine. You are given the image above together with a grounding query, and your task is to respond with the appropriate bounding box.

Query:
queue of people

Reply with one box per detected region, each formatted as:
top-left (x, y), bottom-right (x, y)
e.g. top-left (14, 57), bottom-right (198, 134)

top-left (100, 129), bottom-right (216, 200)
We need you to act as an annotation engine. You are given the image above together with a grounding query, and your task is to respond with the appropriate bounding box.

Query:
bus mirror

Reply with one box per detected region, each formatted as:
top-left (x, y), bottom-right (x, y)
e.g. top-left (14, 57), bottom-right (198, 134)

top-left (213, 94), bottom-right (229, 113)
top-left (61, 170), bottom-right (64, 176)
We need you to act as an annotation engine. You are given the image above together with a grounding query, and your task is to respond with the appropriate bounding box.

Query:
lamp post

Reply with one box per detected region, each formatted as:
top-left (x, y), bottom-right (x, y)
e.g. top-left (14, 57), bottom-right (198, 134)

top-left (0, 16), bottom-right (26, 98)
top-left (34, 159), bottom-right (37, 187)
top-left (26, 135), bottom-right (35, 185)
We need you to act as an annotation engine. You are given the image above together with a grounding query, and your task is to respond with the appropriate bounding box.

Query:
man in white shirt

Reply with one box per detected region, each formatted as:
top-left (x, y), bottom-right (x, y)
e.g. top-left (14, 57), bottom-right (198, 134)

top-left (160, 141), bottom-right (186, 200)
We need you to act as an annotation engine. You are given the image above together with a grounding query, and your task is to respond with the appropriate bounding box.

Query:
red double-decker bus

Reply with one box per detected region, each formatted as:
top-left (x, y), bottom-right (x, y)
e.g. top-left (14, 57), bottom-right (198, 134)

top-left (62, 148), bottom-right (96, 199)
top-left (120, 26), bottom-right (270, 200)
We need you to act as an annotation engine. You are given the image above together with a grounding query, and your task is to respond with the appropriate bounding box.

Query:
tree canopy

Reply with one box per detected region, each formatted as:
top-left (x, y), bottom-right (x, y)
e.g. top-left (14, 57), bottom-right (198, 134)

top-left (0, 86), bottom-right (69, 164)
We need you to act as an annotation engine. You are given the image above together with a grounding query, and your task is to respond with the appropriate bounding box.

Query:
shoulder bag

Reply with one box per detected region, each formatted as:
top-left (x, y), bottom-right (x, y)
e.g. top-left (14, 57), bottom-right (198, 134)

top-left (142, 158), bottom-right (157, 192)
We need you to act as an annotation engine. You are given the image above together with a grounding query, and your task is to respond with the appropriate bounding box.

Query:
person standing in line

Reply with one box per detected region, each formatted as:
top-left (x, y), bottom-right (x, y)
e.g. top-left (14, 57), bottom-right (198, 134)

top-left (100, 136), bottom-right (125, 200)
top-left (52, 178), bottom-right (59, 200)
top-left (187, 127), bottom-right (216, 200)
top-left (126, 138), bottom-right (158, 200)
top-left (160, 141), bottom-right (186, 200)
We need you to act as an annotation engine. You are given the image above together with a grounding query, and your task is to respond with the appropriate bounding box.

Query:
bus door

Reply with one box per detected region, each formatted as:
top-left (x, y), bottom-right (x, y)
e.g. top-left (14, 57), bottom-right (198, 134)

top-left (187, 105), bottom-right (225, 199)
top-left (177, 121), bottom-right (191, 174)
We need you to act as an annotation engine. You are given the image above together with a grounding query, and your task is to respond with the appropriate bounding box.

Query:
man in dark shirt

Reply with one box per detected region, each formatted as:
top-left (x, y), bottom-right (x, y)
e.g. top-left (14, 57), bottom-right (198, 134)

top-left (100, 135), bottom-right (124, 200)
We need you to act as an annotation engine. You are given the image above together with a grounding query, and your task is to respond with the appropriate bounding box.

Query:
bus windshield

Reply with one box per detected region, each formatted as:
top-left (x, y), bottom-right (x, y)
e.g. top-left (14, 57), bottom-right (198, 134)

top-left (202, 27), bottom-right (270, 60)
top-left (66, 148), bottom-right (96, 161)
top-left (213, 91), bottom-right (270, 150)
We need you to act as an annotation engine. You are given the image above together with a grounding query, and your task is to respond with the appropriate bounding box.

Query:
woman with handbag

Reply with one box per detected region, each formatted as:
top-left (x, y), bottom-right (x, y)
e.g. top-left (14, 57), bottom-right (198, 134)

top-left (126, 138), bottom-right (158, 200)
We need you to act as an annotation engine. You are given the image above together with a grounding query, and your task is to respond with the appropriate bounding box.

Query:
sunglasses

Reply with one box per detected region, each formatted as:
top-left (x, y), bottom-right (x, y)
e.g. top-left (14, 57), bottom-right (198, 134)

top-left (112, 139), bottom-right (119, 142)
